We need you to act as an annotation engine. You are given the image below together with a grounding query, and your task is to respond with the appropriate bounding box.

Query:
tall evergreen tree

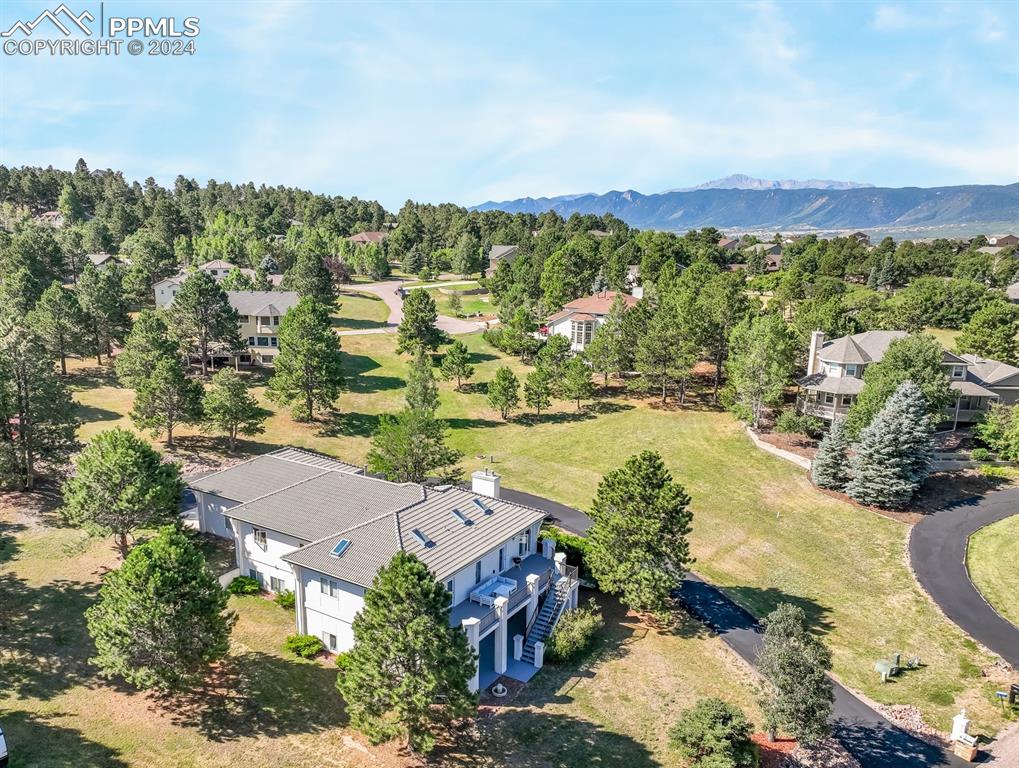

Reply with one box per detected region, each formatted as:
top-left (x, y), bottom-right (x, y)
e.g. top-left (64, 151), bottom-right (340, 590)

top-left (584, 294), bottom-right (630, 385)
top-left (535, 334), bottom-right (573, 396)
top-left (846, 381), bottom-right (934, 508)
top-left (396, 288), bottom-right (444, 354)
top-left (282, 247), bottom-right (335, 305)
top-left (367, 408), bottom-right (462, 484)
top-left (524, 368), bottom-right (553, 415)
top-left (115, 310), bottom-right (178, 389)
top-left (130, 357), bottom-right (204, 447)
top-left (405, 348), bottom-right (439, 413)
top-left (723, 312), bottom-right (795, 429)
top-left (337, 551), bottom-right (476, 754)
top-left (0, 323), bottom-right (79, 489)
top-left (438, 339), bottom-right (474, 390)
top-left (634, 301), bottom-right (698, 404)
top-left (561, 355), bottom-right (595, 410)
top-left (86, 526), bottom-right (235, 691)
top-left (76, 263), bottom-right (131, 366)
top-left (757, 603), bottom-right (834, 747)
top-left (955, 301), bottom-right (1019, 365)
top-left (202, 369), bottom-right (270, 452)
top-left (586, 451), bottom-right (693, 615)
top-left (487, 366), bottom-right (520, 419)
top-left (62, 428), bottom-right (183, 558)
top-left (811, 418), bottom-right (850, 491)
top-left (28, 281), bottom-right (86, 375)
top-left (166, 272), bottom-right (240, 376)
top-left (265, 298), bottom-right (343, 421)
top-left (696, 271), bottom-right (750, 403)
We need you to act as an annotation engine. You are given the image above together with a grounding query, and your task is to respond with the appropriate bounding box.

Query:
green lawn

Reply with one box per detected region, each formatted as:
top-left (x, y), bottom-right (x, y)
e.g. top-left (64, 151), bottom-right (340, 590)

top-left (332, 290), bottom-right (390, 331)
top-left (967, 515), bottom-right (1019, 628)
top-left (424, 284), bottom-right (494, 318)
top-left (60, 331), bottom-right (1016, 739)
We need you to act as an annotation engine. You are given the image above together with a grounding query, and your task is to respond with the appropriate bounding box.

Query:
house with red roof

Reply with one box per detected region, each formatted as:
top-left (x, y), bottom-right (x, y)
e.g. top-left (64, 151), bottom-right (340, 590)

top-left (542, 291), bottom-right (638, 352)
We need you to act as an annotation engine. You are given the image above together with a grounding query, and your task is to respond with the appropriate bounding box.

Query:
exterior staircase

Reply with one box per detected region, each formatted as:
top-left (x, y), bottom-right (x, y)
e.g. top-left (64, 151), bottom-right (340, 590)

top-left (521, 570), bottom-right (575, 665)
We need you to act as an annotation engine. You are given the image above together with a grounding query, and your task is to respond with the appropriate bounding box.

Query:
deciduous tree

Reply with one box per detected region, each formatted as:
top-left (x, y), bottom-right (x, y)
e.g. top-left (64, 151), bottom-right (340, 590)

top-left (724, 312), bottom-right (795, 429)
top-left (956, 301), bottom-right (1019, 365)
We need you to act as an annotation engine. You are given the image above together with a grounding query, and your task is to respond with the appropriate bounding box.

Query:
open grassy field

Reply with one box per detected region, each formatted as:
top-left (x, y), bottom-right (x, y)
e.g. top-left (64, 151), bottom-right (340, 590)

top-left (0, 498), bottom-right (759, 768)
top-left (333, 290), bottom-right (390, 331)
top-left (967, 514), bottom-right (1019, 629)
top-left (57, 330), bottom-right (1018, 739)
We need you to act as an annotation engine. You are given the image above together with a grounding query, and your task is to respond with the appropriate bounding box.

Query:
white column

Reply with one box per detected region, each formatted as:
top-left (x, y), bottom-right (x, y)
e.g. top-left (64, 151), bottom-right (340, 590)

top-left (541, 536), bottom-right (555, 560)
top-left (553, 551), bottom-right (567, 577)
top-left (493, 596), bottom-right (509, 675)
top-left (533, 640), bottom-right (545, 669)
top-left (569, 581), bottom-right (579, 610)
top-left (525, 573), bottom-right (541, 624)
top-left (513, 634), bottom-right (524, 661)
top-left (233, 522), bottom-right (247, 575)
top-left (293, 567), bottom-right (307, 634)
top-left (462, 617), bottom-right (481, 693)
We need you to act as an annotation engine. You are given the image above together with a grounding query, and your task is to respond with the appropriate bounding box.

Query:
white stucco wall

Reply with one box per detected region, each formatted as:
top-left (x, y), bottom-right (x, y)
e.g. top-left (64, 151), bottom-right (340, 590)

top-left (300, 568), bottom-right (366, 652)
top-left (547, 316), bottom-right (606, 352)
top-left (195, 491), bottom-right (238, 539)
top-left (233, 520), bottom-right (305, 593)
top-left (443, 520), bottom-right (542, 603)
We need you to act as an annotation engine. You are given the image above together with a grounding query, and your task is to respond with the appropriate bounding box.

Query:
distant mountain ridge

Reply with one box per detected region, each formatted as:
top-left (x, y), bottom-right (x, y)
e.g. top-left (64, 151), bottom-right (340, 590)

top-left (669, 174), bottom-right (874, 192)
top-left (471, 181), bottom-right (1019, 231)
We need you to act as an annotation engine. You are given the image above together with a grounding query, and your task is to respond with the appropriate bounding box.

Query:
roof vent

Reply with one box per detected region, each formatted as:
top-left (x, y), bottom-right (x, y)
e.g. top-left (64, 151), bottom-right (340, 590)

top-left (472, 498), bottom-right (493, 515)
top-left (411, 528), bottom-right (433, 547)
top-left (450, 508), bottom-right (471, 526)
top-left (329, 538), bottom-right (351, 558)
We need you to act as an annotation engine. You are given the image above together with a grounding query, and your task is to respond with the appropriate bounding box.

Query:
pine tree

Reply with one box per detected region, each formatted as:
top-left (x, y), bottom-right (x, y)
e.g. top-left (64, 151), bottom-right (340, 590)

top-left (57, 183), bottom-right (86, 224)
top-left (367, 408), bottom-right (462, 483)
top-left (337, 551), bottom-right (476, 754)
top-left (62, 428), bottom-right (183, 558)
top-left (956, 301), bottom-right (1019, 365)
top-left (866, 266), bottom-right (878, 290)
top-left (397, 288), bottom-right (444, 354)
top-left (282, 248), bottom-right (335, 305)
top-left (811, 418), bottom-right (850, 491)
top-left (131, 357), bottom-right (204, 447)
top-left (669, 699), bottom-right (756, 768)
top-left (0, 323), bottom-right (79, 489)
top-left (634, 302), bottom-right (698, 404)
top-left (405, 348), bottom-right (439, 413)
top-left (487, 366), bottom-right (520, 419)
top-left (535, 334), bottom-right (572, 396)
top-left (757, 603), bottom-right (833, 747)
top-left (846, 381), bottom-right (934, 508)
top-left (524, 368), bottom-right (553, 415)
top-left (202, 369), bottom-right (269, 451)
top-left (166, 272), bottom-right (240, 376)
top-left (438, 340), bottom-right (474, 390)
top-left (584, 294), bottom-right (630, 386)
top-left (447, 292), bottom-right (463, 318)
top-left (724, 312), bottom-right (795, 429)
top-left (265, 298), bottom-right (343, 421)
top-left (77, 263), bottom-right (131, 366)
top-left (561, 355), bottom-right (595, 410)
top-left (219, 267), bottom-right (255, 291)
top-left (586, 451), bottom-right (693, 616)
top-left (115, 310), bottom-right (178, 389)
top-left (28, 281), bottom-right (86, 375)
top-left (86, 526), bottom-right (235, 691)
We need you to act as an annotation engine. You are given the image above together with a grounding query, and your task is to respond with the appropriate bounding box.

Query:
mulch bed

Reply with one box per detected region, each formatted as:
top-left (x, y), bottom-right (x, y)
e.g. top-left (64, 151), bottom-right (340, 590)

top-left (753, 734), bottom-right (798, 768)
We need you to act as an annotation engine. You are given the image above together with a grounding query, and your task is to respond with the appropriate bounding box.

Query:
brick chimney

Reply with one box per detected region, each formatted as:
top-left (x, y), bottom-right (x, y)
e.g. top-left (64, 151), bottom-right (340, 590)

top-left (807, 330), bottom-right (825, 376)
top-left (471, 469), bottom-right (500, 499)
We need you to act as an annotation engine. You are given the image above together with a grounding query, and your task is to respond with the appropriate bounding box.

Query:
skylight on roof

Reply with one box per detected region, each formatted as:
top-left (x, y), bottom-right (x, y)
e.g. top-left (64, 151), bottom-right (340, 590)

top-left (411, 528), bottom-right (433, 547)
top-left (450, 508), bottom-right (471, 526)
top-left (329, 538), bottom-right (351, 558)
top-left (472, 498), bottom-right (493, 515)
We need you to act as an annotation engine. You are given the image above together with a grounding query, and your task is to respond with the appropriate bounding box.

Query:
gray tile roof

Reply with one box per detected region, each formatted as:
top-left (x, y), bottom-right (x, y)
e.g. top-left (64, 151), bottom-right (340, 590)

top-left (818, 330), bottom-right (908, 364)
top-left (488, 245), bottom-right (519, 262)
top-left (284, 485), bottom-right (547, 587)
top-left (225, 471), bottom-right (422, 542)
top-left (186, 449), bottom-right (362, 503)
top-left (226, 291), bottom-right (300, 317)
top-left (958, 354), bottom-right (1019, 386)
top-left (797, 374), bottom-right (865, 395)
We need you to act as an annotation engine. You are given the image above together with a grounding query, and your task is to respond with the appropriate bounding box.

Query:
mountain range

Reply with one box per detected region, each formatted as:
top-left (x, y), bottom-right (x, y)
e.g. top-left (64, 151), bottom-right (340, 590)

top-left (472, 178), bottom-right (1019, 233)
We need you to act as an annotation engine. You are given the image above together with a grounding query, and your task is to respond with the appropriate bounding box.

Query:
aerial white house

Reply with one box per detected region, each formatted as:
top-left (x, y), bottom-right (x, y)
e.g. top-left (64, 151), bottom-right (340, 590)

top-left (542, 290), bottom-right (638, 352)
top-left (185, 448), bottom-right (579, 691)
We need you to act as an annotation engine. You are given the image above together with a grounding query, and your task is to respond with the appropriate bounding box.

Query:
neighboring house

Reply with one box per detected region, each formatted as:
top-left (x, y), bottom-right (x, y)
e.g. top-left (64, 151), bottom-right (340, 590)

top-left (717, 237), bottom-right (739, 252)
top-left (543, 291), bottom-right (639, 352)
top-left (987, 234), bottom-right (1019, 248)
top-left (1006, 282), bottom-right (1019, 303)
top-left (197, 260), bottom-right (238, 280)
top-left (743, 243), bottom-right (782, 257)
top-left (86, 252), bottom-right (122, 269)
top-left (186, 449), bottom-right (578, 691)
top-left (229, 291), bottom-right (301, 367)
top-left (347, 231), bottom-right (387, 245)
top-left (153, 275), bottom-right (185, 308)
top-left (796, 329), bottom-right (1012, 428)
top-left (977, 246), bottom-right (1004, 256)
top-left (625, 264), bottom-right (643, 299)
top-left (485, 244), bottom-right (519, 277)
top-left (588, 229), bottom-right (612, 239)
top-left (847, 231), bottom-right (871, 246)
top-left (35, 210), bottom-right (65, 228)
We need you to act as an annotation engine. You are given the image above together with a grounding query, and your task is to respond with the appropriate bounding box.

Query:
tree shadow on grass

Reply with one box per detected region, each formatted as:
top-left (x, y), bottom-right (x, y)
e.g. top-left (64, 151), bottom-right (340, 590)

top-left (0, 710), bottom-right (130, 767)
top-left (0, 573), bottom-right (100, 702)
top-left (720, 585), bottom-right (835, 637)
top-left (444, 417), bottom-right (504, 431)
top-left (156, 651), bottom-right (347, 742)
top-left (318, 411), bottom-right (381, 438)
top-left (74, 403), bottom-right (123, 424)
top-left (66, 363), bottom-right (117, 390)
top-left (0, 520), bottom-right (25, 564)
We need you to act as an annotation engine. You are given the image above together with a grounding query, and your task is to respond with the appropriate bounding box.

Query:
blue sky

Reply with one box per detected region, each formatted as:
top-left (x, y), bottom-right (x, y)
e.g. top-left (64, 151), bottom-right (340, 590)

top-left (1, 0), bottom-right (1017, 209)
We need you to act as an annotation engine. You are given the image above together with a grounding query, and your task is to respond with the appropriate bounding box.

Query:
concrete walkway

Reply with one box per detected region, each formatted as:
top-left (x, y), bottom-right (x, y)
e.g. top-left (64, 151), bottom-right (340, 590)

top-left (517, 491), bottom-right (966, 767)
top-left (339, 279), bottom-right (485, 336)
top-left (910, 486), bottom-right (1019, 667)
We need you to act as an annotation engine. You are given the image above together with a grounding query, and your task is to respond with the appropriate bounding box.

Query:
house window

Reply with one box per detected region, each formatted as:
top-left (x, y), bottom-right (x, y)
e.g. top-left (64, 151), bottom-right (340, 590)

top-left (270, 337), bottom-right (278, 347)
top-left (257, 337), bottom-right (270, 347)
top-left (260, 315), bottom-right (271, 325)
top-left (498, 549), bottom-right (504, 572)
top-left (270, 575), bottom-right (284, 593)
top-left (952, 365), bottom-right (965, 379)
top-left (445, 579), bottom-right (454, 606)
top-left (518, 529), bottom-right (531, 556)
top-left (844, 364), bottom-right (858, 377)
top-left (237, 315), bottom-right (248, 323)
top-left (253, 529), bottom-right (267, 551)
top-left (958, 397), bottom-right (972, 410)
top-left (823, 392), bottom-right (835, 405)
top-left (273, 316), bottom-right (280, 326)
top-left (248, 569), bottom-right (263, 587)
top-left (570, 321), bottom-right (593, 346)
top-left (322, 632), bottom-right (337, 651)
top-left (320, 577), bottom-right (340, 598)
top-left (841, 395), bottom-right (855, 406)
top-left (261, 355), bottom-right (274, 364)
top-left (248, 336), bottom-right (256, 346)
top-left (474, 561), bottom-right (482, 584)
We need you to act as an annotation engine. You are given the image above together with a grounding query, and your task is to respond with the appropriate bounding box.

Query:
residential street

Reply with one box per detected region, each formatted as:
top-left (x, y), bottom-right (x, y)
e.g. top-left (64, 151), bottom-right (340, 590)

top-left (339, 280), bottom-right (484, 336)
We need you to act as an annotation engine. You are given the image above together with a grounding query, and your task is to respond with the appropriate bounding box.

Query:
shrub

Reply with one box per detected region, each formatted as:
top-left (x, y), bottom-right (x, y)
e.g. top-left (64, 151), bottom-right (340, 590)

top-left (969, 447), bottom-right (991, 461)
top-left (335, 650), bottom-right (353, 672)
top-left (227, 575), bottom-right (260, 595)
top-left (669, 698), bottom-right (757, 768)
top-left (274, 590), bottom-right (296, 609)
top-left (540, 528), bottom-right (597, 587)
top-left (775, 410), bottom-right (824, 438)
top-left (546, 598), bottom-right (603, 662)
top-left (283, 633), bottom-right (324, 658)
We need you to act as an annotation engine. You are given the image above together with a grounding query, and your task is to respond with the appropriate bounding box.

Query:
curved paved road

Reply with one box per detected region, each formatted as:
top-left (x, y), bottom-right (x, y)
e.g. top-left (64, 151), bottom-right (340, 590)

top-left (910, 486), bottom-right (1019, 667)
top-left (519, 492), bottom-right (964, 766)
top-left (341, 279), bottom-right (484, 336)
